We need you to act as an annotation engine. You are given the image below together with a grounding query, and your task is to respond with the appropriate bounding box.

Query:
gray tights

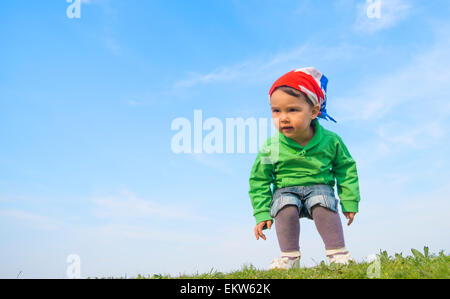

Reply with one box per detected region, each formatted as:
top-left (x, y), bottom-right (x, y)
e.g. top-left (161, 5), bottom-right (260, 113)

top-left (274, 205), bottom-right (345, 255)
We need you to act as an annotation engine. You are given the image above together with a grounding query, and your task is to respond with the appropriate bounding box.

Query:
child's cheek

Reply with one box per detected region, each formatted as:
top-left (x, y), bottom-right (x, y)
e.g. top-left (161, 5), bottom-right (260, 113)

top-left (272, 117), bottom-right (281, 129)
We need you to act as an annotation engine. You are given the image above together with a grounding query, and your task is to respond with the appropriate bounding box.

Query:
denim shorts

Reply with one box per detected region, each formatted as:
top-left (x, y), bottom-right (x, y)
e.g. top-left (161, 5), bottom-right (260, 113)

top-left (270, 184), bottom-right (339, 220)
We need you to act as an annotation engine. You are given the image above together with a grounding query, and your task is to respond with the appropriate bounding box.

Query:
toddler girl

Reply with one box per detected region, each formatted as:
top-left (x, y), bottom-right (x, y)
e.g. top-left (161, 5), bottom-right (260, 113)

top-left (249, 67), bottom-right (360, 270)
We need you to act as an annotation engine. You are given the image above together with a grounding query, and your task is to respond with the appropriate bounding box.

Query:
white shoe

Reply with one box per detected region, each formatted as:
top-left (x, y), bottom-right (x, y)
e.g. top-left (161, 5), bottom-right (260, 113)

top-left (326, 248), bottom-right (353, 265)
top-left (269, 252), bottom-right (301, 270)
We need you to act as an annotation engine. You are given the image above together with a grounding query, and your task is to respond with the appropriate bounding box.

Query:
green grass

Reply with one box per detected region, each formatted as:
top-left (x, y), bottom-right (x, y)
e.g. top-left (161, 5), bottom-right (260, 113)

top-left (133, 247), bottom-right (449, 279)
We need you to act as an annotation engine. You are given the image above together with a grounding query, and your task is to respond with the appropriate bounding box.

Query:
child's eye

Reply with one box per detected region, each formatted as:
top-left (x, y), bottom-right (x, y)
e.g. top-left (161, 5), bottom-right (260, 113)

top-left (289, 108), bottom-right (298, 112)
top-left (272, 109), bottom-right (279, 113)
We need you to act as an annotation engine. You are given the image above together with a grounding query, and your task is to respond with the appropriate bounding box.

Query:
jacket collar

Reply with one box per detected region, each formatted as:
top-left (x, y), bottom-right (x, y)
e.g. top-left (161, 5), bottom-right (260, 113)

top-left (278, 119), bottom-right (323, 150)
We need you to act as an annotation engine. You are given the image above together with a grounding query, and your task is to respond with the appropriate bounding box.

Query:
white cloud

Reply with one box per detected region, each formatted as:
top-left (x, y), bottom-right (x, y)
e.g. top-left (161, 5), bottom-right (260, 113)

top-left (174, 61), bottom-right (253, 88)
top-left (102, 36), bottom-right (121, 55)
top-left (204, 182), bottom-right (450, 273)
top-left (92, 189), bottom-right (207, 222)
top-left (376, 120), bottom-right (447, 149)
top-left (330, 28), bottom-right (450, 177)
top-left (78, 0), bottom-right (120, 54)
top-left (334, 30), bottom-right (450, 122)
top-left (351, 141), bottom-right (391, 170)
top-left (172, 1), bottom-right (413, 92)
top-left (173, 43), bottom-right (375, 89)
top-left (191, 154), bottom-right (235, 176)
top-left (82, 223), bottom-right (208, 243)
top-left (80, 0), bottom-right (106, 5)
top-left (354, 0), bottom-right (412, 33)
top-left (346, 182), bottom-right (450, 258)
top-left (0, 209), bottom-right (60, 231)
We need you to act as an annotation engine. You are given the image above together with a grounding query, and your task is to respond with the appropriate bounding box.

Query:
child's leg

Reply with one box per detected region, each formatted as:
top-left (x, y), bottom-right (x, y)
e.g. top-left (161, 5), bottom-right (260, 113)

top-left (311, 205), bottom-right (346, 251)
top-left (274, 205), bottom-right (300, 259)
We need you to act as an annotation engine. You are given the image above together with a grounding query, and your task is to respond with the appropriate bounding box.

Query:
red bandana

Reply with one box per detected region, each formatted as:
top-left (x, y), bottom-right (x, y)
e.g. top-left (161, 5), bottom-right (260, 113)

top-left (268, 67), bottom-right (336, 122)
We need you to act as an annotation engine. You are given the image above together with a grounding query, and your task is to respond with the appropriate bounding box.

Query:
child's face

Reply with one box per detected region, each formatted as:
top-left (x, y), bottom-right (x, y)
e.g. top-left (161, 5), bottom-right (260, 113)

top-left (270, 89), bottom-right (320, 139)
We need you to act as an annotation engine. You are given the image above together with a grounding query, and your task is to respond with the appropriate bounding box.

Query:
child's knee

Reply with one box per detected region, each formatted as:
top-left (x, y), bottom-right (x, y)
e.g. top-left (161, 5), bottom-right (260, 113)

top-left (311, 204), bottom-right (337, 218)
top-left (278, 204), bottom-right (299, 215)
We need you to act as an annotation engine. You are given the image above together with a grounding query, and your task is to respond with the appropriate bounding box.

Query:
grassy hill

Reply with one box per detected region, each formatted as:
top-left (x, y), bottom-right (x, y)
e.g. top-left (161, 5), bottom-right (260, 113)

top-left (135, 247), bottom-right (449, 279)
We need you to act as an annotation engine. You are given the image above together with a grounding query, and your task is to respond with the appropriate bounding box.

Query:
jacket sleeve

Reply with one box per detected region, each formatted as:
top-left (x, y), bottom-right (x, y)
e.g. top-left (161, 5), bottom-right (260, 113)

top-left (248, 145), bottom-right (275, 227)
top-left (332, 136), bottom-right (361, 213)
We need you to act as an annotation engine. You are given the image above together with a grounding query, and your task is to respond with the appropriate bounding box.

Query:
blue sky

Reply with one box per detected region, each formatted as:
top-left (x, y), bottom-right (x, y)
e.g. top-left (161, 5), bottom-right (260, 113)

top-left (1, 0), bottom-right (450, 278)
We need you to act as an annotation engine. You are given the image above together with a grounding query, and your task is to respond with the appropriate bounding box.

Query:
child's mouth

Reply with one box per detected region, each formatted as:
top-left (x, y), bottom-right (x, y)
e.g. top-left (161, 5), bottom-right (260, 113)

top-left (282, 127), bottom-right (294, 131)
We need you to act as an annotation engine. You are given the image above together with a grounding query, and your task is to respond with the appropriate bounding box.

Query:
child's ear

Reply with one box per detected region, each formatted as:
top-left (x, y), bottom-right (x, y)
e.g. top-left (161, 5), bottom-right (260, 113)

top-left (312, 104), bottom-right (321, 118)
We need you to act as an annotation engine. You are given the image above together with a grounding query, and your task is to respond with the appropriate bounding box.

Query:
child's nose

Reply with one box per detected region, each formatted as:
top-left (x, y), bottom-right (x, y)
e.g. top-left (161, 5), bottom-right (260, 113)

top-left (279, 113), bottom-right (290, 122)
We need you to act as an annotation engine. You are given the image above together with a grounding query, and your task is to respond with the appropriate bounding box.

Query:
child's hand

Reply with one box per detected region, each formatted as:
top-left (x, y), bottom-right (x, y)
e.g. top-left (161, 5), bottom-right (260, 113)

top-left (343, 212), bottom-right (356, 226)
top-left (254, 220), bottom-right (272, 240)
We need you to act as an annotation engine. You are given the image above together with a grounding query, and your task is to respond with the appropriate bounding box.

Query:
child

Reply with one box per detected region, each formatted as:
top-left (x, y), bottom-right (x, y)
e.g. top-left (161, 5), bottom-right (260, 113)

top-left (248, 67), bottom-right (360, 270)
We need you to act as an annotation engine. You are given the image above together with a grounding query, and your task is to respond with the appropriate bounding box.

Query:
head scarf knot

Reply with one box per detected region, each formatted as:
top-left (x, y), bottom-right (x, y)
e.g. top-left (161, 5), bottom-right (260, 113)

top-left (269, 67), bottom-right (336, 123)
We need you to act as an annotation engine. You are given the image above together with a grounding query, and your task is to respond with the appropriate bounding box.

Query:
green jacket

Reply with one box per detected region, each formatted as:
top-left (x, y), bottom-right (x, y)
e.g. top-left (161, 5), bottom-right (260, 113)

top-left (248, 119), bottom-right (360, 225)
